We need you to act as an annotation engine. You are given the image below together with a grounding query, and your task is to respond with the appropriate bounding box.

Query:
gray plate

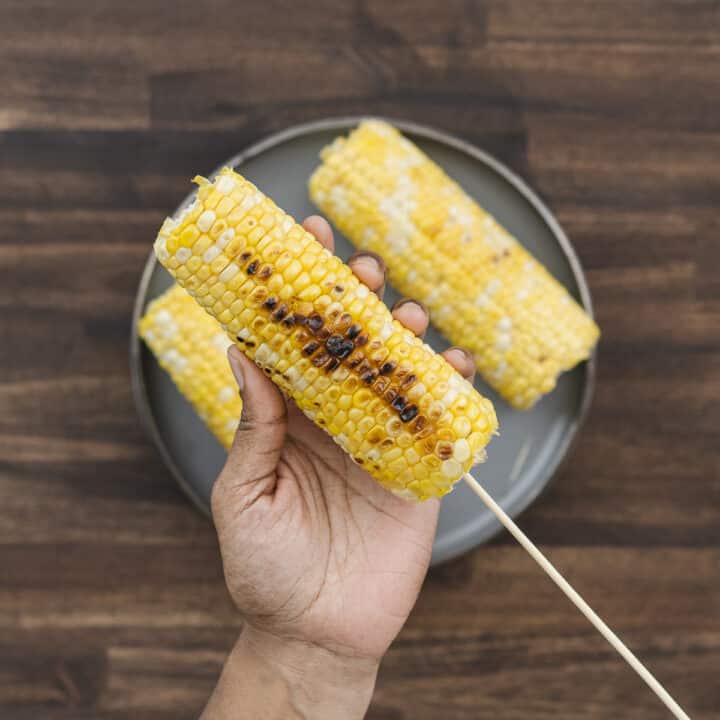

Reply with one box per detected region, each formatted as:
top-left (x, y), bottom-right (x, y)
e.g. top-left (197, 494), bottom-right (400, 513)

top-left (130, 117), bottom-right (596, 566)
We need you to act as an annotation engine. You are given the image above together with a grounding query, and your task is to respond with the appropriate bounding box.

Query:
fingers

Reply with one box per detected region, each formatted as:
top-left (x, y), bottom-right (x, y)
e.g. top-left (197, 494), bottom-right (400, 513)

top-left (300, 220), bottom-right (475, 382)
top-left (348, 251), bottom-right (386, 300)
top-left (442, 347), bottom-right (476, 382)
top-left (391, 299), bottom-right (429, 338)
top-left (212, 347), bottom-right (288, 514)
top-left (302, 215), bottom-right (334, 252)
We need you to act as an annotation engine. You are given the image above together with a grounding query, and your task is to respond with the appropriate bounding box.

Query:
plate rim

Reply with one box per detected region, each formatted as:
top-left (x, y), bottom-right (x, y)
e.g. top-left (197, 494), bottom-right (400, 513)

top-left (130, 115), bottom-right (597, 553)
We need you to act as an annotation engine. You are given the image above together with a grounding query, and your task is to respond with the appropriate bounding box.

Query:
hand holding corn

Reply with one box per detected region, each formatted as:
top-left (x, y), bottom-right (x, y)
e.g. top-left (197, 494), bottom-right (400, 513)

top-left (188, 217), bottom-right (478, 719)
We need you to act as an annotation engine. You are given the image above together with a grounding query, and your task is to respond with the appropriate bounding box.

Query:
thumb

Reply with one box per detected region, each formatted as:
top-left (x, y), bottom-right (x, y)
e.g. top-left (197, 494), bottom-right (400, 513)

top-left (212, 346), bottom-right (287, 512)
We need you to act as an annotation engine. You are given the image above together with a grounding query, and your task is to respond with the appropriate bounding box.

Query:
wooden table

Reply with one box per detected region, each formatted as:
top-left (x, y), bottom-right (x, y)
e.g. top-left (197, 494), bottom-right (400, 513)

top-left (2, 2), bottom-right (718, 717)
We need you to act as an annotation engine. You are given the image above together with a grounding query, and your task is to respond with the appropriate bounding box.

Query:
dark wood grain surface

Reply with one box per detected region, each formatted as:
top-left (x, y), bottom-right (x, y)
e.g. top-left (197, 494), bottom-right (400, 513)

top-left (2, 1), bottom-right (719, 717)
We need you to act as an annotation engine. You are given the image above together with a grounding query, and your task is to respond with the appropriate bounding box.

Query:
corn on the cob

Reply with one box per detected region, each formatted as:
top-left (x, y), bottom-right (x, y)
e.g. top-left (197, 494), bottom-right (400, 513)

top-left (309, 120), bottom-right (600, 410)
top-left (153, 167), bottom-right (497, 500)
top-left (139, 284), bottom-right (242, 449)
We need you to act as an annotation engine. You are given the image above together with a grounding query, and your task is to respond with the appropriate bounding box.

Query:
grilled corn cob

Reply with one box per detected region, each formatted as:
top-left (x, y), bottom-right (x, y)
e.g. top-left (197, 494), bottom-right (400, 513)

top-left (139, 284), bottom-right (241, 449)
top-left (309, 120), bottom-right (600, 409)
top-left (153, 167), bottom-right (497, 500)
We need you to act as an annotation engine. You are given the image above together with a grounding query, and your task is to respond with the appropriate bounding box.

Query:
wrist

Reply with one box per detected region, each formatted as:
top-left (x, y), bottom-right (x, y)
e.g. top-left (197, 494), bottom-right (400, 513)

top-left (237, 625), bottom-right (379, 718)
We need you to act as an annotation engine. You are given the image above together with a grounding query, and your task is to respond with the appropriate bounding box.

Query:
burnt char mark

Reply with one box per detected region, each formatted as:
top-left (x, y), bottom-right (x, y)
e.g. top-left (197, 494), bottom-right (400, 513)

top-left (272, 304), bottom-right (289, 321)
top-left (346, 324), bottom-right (361, 340)
top-left (373, 376), bottom-right (390, 393)
top-left (355, 333), bottom-right (369, 346)
top-left (302, 342), bottom-right (320, 356)
top-left (307, 314), bottom-right (324, 332)
top-left (326, 357), bottom-right (340, 371)
top-left (391, 395), bottom-right (406, 412)
top-left (401, 373), bottom-right (417, 388)
top-left (246, 260), bottom-right (259, 275)
top-left (412, 415), bottom-right (427, 432)
top-left (239, 252), bottom-right (252, 262)
top-left (326, 334), bottom-right (354, 359)
top-left (281, 315), bottom-right (295, 327)
top-left (312, 352), bottom-right (330, 368)
top-left (263, 297), bottom-right (278, 310)
top-left (399, 404), bottom-right (418, 422)
top-left (258, 265), bottom-right (273, 279)
top-left (361, 370), bottom-right (377, 384)
top-left (380, 361), bottom-right (396, 375)
top-left (293, 313), bottom-right (307, 326)
top-left (348, 354), bottom-right (364, 369)
top-left (334, 285), bottom-right (344, 294)
top-left (316, 328), bottom-right (331, 341)
top-left (245, 340), bottom-right (256, 347)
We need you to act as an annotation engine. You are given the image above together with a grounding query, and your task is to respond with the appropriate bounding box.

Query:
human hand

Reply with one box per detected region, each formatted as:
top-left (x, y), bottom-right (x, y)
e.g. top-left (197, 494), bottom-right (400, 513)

top-left (204, 216), bottom-right (476, 719)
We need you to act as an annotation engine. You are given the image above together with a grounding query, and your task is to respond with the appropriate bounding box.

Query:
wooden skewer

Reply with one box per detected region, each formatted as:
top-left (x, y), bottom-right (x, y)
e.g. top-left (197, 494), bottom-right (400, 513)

top-left (462, 473), bottom-right (691, 720)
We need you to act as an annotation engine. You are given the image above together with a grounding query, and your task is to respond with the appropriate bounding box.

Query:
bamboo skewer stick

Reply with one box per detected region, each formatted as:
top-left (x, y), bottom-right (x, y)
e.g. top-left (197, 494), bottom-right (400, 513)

top-left (462, 473), bottom-right (691, 720)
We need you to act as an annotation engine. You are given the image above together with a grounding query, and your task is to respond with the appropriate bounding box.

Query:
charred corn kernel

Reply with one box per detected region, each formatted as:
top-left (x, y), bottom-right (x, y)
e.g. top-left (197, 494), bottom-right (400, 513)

top-left (154, 168), bottom-right (497, 500)
top-left (139, 284), bottom-right (241, 449)
top-left (309, 120), bottom-right (600, 410)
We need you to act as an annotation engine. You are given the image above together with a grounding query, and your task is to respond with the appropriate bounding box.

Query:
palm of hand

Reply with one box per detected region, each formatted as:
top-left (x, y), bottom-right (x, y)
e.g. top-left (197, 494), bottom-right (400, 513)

top-left (215, 401), bottom-right (439, 661)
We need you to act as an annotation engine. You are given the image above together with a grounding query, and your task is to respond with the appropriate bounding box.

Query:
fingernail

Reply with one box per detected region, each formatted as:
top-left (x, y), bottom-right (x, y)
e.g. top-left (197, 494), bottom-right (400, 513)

top-left (227, 347), bottom-right (245, 392)
top-left (348, 251), bottom-right (385, 274)
top-left (392, 298), bottom-right (427, 314)
top-left (447, 346), bottom-right (473, 361)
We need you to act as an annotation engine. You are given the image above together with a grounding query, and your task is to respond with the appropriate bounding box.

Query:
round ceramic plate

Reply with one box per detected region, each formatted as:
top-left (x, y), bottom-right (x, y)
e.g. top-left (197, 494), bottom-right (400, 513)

top-left (131, 117), bottom-right (595, 565)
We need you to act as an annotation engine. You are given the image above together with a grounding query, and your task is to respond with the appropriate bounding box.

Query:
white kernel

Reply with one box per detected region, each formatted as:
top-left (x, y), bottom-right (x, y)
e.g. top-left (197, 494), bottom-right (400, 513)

top-left (255, 343), bottom-right (271, 364)
top-left (486, 278), bottom-right (502, 295)
top-left (491, 361), bottom-right (508, 379)
top-left (443, 388), bottom-right (459, 407)
top-left (497, 316), bottom-right (512, 332)
top-left (218, 386), bottom-right (235, 403)
top-left (380, 321), bottom-right (393, 341)
top-left (197, 210), bottom-right (216, 232)
top-left (356, 284), bottom-right (369, 299)
top-left (175, 247), bottom-right (191, 263)
top-left (220, 263), bottom-right (239, 282)
top-left (474, 293), bottom-right (489, 308)
top-left (282, 217), bottom-right (293, 233)
top-left (336, 433), bottom-right (349, 447)
top-left (516, 287), bottom-right (530, 301)
top-left (407, 269), bottom-right (417, 283)
top-left (217, 228), bottom-right (235, 249)
top-left (441, 458), bottom-right (462, 479)
top-left (217, 175), bottom-right (236, 195)
top-left (155, 310), bottom-right (172, 325)
top-left (160, 349), bottom-right (186, 371)
top-left (155, 236), bottom-right (169, 262)
top-left (453, 439), bottom-right (471, 463)
top-left (225, 418), bottom-right (239, 433)
top-left (203, 245), bottom-right (221, 263)
top-left (495, 334), bottom-right (512, 352)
